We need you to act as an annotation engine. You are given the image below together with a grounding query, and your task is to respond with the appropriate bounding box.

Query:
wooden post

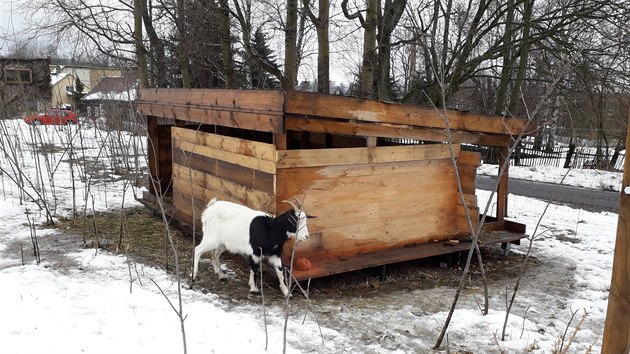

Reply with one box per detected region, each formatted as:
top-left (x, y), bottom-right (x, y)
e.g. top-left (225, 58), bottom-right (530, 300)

top-left (274, 133), bottom-right (287, 150)
top-left (602, 110), bottom-right (630, 353)
top-left (496, 145), bottom-right (510, 222)
top-left (147, 115), bottom-right (160, 196)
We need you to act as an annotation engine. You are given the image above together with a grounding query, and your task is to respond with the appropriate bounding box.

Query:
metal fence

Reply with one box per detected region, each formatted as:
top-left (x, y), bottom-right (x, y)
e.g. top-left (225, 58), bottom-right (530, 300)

top-left (463, 142), bottom-right (625, 171)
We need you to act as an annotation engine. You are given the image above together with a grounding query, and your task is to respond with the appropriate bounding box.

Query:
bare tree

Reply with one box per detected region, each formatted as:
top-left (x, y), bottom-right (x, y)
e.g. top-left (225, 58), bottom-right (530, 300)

top-left (342, 0), bottom-right (377, 98)
top-left (302, 0), bottom-right (330, 93)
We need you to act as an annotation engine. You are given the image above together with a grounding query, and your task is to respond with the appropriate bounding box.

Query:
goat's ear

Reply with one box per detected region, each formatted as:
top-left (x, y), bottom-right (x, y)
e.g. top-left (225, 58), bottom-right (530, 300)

top-left (306, 214), bottom-right (317, 219)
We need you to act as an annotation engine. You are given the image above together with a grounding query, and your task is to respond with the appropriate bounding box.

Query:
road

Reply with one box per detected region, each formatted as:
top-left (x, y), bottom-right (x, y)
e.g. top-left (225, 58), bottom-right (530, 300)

top-left (477, 175), bottom-right (620, 213)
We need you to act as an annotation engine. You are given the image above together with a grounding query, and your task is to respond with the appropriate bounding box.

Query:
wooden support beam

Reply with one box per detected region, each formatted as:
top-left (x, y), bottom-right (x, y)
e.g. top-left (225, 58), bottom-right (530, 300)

top-left (602, 110), bottom-right (630, 353)
top-left (496, 146), bottom-right (510, 221)
top-left (274, 133), bottom-right (287, 150)
top-left (147, 115), bottom-right (159, 195)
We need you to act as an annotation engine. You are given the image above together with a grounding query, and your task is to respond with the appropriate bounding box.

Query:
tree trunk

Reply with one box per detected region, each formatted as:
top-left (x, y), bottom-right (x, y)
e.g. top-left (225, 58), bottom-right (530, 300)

top-left (303, 0), bottom-right (330, 93)
top-left (284, 0), bottom-right (298, 90)
top-left (507, 0), bottom-right (533, 114)
top-left (376, 0), bottom-right (406, 101)
top-left (494, 0), bottom-right (515, 114)
top-left (177, 0), bottom-right (191, 88)
top-left (316, 0), bottom-right (330, 93)
top-left (141, 2), bottom-right (167, 87)
top-left (361, 0), bottom-right (377, 99)
top-left (218, 0), bottom-right (235, 88)
top-left (134, 0), bottom-right (148, 88)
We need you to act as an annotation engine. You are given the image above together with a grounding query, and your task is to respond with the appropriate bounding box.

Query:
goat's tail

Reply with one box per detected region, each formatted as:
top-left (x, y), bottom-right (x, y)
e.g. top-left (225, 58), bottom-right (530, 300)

top-left (201, 198), bottom-right (218, 220)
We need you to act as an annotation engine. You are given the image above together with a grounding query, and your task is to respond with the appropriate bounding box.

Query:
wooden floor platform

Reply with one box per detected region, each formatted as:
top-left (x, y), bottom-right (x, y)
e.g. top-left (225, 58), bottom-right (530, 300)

top-left (291, 230), bottom-right (526, 281)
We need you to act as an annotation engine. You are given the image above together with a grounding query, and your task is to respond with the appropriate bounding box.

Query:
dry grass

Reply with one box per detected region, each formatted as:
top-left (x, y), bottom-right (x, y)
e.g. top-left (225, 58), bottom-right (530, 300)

top-left (58, 207), bottom-right (192, 271)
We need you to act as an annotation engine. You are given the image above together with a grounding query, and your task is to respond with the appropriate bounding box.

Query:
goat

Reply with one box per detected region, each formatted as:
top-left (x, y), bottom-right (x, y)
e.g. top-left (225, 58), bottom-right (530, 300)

top-left (192, 197), bottom-right (312, 297)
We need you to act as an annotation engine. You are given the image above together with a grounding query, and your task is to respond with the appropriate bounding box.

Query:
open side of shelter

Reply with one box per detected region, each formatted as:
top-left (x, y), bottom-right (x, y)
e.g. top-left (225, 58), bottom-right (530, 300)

top-left (137, 88), bottom-right (530, 280)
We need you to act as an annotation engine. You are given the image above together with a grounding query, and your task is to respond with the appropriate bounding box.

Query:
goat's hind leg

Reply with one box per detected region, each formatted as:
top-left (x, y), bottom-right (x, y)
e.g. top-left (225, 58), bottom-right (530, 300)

top-left (192, 242), bottom-right (209, 279)
top-left (212, 245), bottom-right (227, 280)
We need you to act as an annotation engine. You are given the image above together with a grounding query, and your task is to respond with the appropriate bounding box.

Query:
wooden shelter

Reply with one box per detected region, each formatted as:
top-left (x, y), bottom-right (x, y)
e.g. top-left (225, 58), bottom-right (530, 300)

top-left (137, 88), bottom-right (529, 280)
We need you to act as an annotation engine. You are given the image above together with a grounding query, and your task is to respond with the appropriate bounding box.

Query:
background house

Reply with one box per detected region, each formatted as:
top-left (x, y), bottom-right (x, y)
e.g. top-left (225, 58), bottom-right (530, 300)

top-left (0, 58), bottom-right (51, 117)
top-left (49, 64), bottom-right (124, 110)
top-left (51, 64), bottom-right (122, 92)
top-left (81, 74), bottom-right (139, 131)
top-left (50, 72), bottom-right (78, 109)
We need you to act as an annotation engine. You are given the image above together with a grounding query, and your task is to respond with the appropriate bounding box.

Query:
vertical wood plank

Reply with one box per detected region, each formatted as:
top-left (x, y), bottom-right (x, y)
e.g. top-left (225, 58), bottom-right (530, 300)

top-left (274, 134), bottom-right (287, 150)
top-left (147, 115), bottom-right (159, 195)
top-left (497, 146), bottom-right (510, 220)
top-left (602, 110), bottom-right (630, 353)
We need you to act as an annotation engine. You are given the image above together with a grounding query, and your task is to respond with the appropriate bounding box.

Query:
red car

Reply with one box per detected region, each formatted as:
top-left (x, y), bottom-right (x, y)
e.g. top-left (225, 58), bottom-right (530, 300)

top-left (24, 109), bottom-right (78, 125)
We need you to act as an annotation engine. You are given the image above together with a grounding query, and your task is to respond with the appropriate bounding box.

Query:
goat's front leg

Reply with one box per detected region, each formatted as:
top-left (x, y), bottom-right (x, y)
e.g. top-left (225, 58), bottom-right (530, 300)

top-left (247, 255), bottom-right (261, 294)
top-left (269, 255), bottom-right (290, 297)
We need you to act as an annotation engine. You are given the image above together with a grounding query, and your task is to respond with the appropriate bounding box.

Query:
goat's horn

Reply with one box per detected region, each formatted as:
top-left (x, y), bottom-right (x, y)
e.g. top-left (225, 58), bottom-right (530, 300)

top-left (291, 197), bottom-right (303, 209)
top-left (282, 199), bottom-right (300, 213)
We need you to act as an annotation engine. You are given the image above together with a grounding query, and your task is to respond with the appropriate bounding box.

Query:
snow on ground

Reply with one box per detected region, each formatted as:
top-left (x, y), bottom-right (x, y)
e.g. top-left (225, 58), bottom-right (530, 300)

top-left (0, 117), bottom-right (623, 353)
top-left (479, 163), bottom-right (622, 192)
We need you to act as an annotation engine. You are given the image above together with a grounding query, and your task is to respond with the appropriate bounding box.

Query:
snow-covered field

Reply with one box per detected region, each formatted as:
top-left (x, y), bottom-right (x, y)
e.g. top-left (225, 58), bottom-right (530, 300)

top-left (0, 117), bottom-right (622, 353)
top-left (479, 163), bottom-right (623, 192)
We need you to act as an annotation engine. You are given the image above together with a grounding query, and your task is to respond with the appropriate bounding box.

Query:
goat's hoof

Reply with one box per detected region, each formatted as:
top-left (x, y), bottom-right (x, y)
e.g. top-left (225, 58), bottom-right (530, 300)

top-left (218, 275), bottom-right (228, 281)
top-left (249, 289), bottom-right (261, 295)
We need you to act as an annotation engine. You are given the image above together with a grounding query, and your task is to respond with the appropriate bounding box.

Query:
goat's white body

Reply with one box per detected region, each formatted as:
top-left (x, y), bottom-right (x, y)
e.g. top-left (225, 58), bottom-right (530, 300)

top-left (198, 199), bottom-right (267, 256)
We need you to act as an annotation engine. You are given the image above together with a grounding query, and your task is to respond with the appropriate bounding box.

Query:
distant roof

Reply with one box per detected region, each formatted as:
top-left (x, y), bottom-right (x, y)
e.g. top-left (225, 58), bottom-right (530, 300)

top-left (82, 76), bottom-right (138, 102)
top-left (51, 72), bottom-right (72, 86)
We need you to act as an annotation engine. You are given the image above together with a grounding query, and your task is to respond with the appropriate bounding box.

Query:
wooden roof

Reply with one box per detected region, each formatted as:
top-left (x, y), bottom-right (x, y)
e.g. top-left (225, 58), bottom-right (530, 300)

top-left (138, 88), bottom-right (531, 146)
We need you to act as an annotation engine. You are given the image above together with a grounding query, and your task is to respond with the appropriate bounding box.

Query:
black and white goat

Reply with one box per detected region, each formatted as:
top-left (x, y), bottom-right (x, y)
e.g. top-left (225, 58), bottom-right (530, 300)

top-left (192, 197), bottom-right (312, 297)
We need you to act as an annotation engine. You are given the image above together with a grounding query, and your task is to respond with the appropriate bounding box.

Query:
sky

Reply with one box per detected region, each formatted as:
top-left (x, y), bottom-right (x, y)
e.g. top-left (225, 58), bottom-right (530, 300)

top-left (0, 115), bottom-right (624, 353)
top-left (0, 0), bottom-right (28, 54)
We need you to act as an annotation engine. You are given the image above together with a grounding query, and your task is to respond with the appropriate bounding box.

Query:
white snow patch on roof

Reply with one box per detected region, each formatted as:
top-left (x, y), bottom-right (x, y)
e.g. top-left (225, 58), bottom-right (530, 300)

top-left (50, 72), bottom-right (70, 86)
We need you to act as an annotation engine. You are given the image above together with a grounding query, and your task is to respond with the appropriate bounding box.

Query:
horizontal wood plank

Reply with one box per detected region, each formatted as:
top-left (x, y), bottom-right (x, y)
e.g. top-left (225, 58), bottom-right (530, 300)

top-left (285, 91), bottom-right (530, 136)
top-left (140, 88), bottom-right (285, 113)
top-left (276, 158), bottom-right (457, 200)
top-left (290, 230), bottom-right (527, 280)
top-left (286, 116), bottom-right (512, 146)
top-left (138, 103), bottom-right (284, 133)
top-left (277, 167), bottom-right (457, 208)
top-left (172, 147), bottom-right (275, 194)
top-left (173, 138), bottom-right (276, 174)
top-left (172, 127), bottom-right (276, 162)
top-left (277, 144), bottom-right (459, 168)
top-left (173, 174), bottom-right (275, 214)
top-left (173, 163), bottom-right (274, 210)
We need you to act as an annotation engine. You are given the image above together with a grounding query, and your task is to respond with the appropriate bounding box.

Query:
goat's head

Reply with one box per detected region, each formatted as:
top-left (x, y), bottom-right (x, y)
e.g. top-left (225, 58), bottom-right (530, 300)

top-left (282, 198), bottom-right (315, 241)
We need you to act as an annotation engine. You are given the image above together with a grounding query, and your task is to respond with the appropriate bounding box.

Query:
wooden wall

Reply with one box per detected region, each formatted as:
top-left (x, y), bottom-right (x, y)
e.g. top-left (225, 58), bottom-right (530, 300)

top-left (456, 151), bottom-right (481, 234)
top-left (171, 128), bottom-right (277, 226)
top-left (276, 144), bottom-right (481, 263)
top-left (139, 89), bottom-right (285, 133)
top-left (169, 127), bottom-right (482, 272)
